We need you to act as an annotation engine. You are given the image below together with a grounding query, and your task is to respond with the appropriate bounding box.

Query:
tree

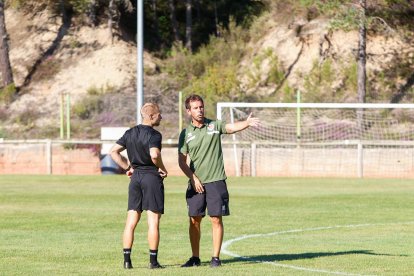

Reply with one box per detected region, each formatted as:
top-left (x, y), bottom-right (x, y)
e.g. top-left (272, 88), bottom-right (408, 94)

top-left (108, 0), bottom-right (115, 43)
top-left (0, 0), bottom-right (14, 88)
top-left (169, 0), bottom-right (180, 43)
top-left (185, 0), bottom-right (192, 52)
top-left (356, 0), bottom-right (367, 130)
top-left (357, 0), bottom-right (367, 104)
top-left (108, 0), bottom-right (133, 44)
top-left (151, 0), bottom-right (161, 46)
top-left (87, 0), bottom-right (98, 27)
top-left (214, 0), bottom-right (220, 37)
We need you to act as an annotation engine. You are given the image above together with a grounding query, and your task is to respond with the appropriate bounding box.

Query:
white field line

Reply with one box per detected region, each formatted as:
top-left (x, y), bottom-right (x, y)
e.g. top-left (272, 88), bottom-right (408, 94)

top-left (222, 221), bottom-right (414, 276)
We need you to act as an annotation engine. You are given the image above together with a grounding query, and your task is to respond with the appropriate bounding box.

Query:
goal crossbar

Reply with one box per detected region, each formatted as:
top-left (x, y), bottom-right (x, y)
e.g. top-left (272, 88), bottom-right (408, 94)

top-left (217, 102), bottom-right (414, 120)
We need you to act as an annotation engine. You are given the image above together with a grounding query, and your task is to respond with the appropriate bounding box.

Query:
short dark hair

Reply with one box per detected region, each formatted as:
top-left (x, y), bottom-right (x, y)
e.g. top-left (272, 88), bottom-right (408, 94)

top-left (185, 94), bottom-right (204, 110)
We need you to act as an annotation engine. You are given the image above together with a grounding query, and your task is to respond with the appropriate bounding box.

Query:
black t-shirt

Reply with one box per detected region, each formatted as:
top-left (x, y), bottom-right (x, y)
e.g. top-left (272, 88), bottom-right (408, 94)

top-left (116, 125), bottom-right (162, 171)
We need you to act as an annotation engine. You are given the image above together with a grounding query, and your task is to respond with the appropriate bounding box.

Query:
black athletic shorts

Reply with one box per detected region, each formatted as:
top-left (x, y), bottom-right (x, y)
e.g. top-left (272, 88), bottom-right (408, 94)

top-left (185, 180), bottom-right (230, 217)
top-left (127, 169), bottom-right (164, 214)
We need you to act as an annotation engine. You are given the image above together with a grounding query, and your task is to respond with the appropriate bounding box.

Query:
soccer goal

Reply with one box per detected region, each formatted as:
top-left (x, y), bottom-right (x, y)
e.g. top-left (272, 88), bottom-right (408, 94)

top-left (217, 102), bottom-right (414, 178)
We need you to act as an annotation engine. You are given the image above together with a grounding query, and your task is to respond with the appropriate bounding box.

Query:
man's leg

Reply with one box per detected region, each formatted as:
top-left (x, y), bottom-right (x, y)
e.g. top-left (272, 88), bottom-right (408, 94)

top-left (147, 210), bottom-right (161, 250)
top-left (189, 216), bottom-right (203, 257)
top-left (123, 210), bottom-right (141, 248)
top-left (147, 210), bottom-right (163, 268)
top-left (210, 216), bottom-right (223, 265)
top-left (181, 216), bottom-right (203, 267)
top-left (123, 210), bottom-right (141, 269)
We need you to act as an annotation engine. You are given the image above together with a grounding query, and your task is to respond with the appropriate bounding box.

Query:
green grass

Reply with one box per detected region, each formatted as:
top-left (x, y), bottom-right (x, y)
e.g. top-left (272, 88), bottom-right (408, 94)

top-left (0, 176), bottom-right (413, 275)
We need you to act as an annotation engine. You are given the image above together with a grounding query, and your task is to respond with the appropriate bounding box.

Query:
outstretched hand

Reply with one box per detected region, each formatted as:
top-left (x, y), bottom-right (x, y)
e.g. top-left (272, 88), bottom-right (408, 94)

top-left (246, 112), bottom-right (260, 127)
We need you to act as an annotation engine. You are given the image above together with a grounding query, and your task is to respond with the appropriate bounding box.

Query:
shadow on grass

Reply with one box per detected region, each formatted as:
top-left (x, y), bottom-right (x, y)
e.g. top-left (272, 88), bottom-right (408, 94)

top-left (223, 250), bottom-right (407, 264)
top-left (131, 250), bottom-right (408, 268)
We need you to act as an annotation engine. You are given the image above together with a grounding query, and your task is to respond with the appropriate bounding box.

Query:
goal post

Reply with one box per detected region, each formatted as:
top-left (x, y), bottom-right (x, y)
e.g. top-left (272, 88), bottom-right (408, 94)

top-left (217, 102), bottom-right (414, 178)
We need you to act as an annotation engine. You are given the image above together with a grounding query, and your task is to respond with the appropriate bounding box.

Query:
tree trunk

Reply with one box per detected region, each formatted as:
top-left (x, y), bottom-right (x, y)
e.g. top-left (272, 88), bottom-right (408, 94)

top-left (357, 0), bottom-right (367, 104)
top-left (214, 0), bottom-right (220, 37)
top-left (108, 0), bottom-right (115, 44)
top-left (152, 0), bottom-right (160, 45)
top-left (194, 0), bottom-right (201, 19)
top-left (0, 1), bottom-right (14, 87)
top-left (169, 0), bottom-right (180, 43)
top-left (357, 0), bottom-right (367, 131)
top-left (87, 0), bottom-right (97, 27)
top-left (185, 0), bottom-right (192, 52)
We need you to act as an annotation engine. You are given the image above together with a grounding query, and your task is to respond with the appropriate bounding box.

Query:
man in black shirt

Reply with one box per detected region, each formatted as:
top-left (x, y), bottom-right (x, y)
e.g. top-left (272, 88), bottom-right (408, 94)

top-left (110, 103), bottom-right (168, 269)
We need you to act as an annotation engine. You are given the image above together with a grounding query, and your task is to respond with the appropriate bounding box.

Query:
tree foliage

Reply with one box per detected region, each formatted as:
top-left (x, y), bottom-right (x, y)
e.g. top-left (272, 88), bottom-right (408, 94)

top-left (5, 0), bottom-right (266, 54)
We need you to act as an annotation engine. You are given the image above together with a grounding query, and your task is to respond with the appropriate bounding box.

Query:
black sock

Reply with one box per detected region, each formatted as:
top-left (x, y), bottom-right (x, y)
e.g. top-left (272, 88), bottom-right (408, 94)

top-left (149, 249), bottom-right (158, 264)
top-left (123, 248), bottom-right (131, 263)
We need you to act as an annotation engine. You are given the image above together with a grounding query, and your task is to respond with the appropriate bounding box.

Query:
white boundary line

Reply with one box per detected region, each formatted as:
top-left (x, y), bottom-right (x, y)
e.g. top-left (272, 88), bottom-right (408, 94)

top-left (222, 221), bottom-right (414, 276)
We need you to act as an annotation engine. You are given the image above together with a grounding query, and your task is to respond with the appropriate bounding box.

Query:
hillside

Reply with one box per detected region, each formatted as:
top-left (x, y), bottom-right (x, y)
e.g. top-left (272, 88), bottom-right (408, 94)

top-left (239, 14), bottom-right (413, 102)
top-left (2, 8), bottom-right (177, 139)
top-left (1, 4), bottom-right (413, 140)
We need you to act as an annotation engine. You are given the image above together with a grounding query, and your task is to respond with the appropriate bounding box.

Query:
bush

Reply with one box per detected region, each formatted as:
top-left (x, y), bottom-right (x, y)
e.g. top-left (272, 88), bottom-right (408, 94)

top-left (184, 63), bottom-right (241, 118)
top-left (73, 95), bottom-right (104, 119)
top-left (167, 19), bottom-right (249, 118)
top-left (303, 59), bottom-right (338, 102)
top-left (13, 107), bottom-right (39, 126)
top-left (0, 126), bottom-right (7, 138)
top-left (0, 83), bottom-right (16, 104)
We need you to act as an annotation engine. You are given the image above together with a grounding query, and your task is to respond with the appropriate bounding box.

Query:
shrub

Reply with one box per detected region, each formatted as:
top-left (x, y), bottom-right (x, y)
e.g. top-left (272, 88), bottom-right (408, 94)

top-left (13, 107), bottom-right (39, 126)
top-left (0, 83), bottom-right (16, 104)
top-left (183, 63), bottom-right (242, 118)
top-left (73, 95), bottom-right (104, 119)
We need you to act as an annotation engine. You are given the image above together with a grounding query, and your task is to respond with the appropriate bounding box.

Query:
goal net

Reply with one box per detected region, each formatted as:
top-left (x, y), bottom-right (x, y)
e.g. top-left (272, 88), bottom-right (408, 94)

top-left (217, 103), bottom-right (414, 178)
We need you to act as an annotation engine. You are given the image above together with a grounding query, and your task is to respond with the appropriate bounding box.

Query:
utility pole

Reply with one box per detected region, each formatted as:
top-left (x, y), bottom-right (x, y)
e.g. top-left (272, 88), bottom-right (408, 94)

top-left (137, 0), bottom-right (144, 124)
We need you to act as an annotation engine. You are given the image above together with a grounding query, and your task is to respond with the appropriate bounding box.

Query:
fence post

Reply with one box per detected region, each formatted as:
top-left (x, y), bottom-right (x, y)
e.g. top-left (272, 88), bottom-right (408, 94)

top-left (60, 93), bottom-right (64, 139)
top-left (230, 108), bottom-right (240, 176)
top-left (357, 141), bottom-right (363, 178)
top-left (46, 139), bottom-right (52, 175)
top-left (66, 93), bottom-right (71, 139)
top-left (296, 90), bottom-right (301, 145)
top-left (179, 91), bottom-right (182, 135)
top-left (251, 142), bottom-right (256, 176)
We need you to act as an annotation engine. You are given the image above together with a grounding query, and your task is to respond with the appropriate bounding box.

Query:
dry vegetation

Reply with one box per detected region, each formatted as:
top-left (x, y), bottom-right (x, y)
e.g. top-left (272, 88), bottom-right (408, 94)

top-left (0, 1), bottom-right (413, 139)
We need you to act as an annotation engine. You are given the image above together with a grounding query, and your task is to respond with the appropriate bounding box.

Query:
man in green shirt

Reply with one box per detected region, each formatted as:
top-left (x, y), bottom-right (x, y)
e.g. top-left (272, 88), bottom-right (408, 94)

top-left (178, 94), bottom-right (260, 267)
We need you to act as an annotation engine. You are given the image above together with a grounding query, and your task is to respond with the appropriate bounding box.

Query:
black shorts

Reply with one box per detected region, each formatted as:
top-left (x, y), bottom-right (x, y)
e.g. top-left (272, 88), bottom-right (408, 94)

top-left (127, 170), bottom-right (164, 214)
top-left (185, 180), bottom-right (230, 217)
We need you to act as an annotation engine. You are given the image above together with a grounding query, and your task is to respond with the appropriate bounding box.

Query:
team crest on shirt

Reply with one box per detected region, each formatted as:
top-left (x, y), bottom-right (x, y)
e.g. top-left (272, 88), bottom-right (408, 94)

top-left (207, 123), bottom-right (219, 135)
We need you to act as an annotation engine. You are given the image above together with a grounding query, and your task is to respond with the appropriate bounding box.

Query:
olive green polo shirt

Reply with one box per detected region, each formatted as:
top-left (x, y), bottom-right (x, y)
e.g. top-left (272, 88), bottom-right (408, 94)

top-left (178, 118), bottom-right (227, 184)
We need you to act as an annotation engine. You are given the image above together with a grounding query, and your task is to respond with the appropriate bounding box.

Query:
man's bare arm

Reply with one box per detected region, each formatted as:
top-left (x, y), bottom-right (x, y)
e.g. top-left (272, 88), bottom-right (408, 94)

top-left (110, 144), bottom-right (130, 170)
top-left (150, 147), bottom-right (168, 178)
top-left (225, 112), bottom-right (260, 134)
top-left (178, 152), bottom-right (204, 193)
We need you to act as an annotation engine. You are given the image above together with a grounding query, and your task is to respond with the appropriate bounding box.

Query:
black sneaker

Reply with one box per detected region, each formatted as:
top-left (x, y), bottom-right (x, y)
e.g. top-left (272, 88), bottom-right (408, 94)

top-left (210, 257), bottom-right (221, 267)
top-left (181, 256), bottom-right (201, 267)
top-left (123, 261), bottom-right (133, 269)
top-left (149, 262), bottom-right (164, 269)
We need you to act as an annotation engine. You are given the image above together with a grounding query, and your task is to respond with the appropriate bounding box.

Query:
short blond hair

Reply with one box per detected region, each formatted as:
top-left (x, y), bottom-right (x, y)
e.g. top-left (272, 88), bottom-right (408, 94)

top-left (140, 103), bottom-right (160, 118)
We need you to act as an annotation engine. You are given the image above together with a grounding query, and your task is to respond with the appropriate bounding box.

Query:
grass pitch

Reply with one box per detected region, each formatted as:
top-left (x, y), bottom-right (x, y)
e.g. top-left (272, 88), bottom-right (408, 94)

top-left (0, 175), bottom-right (413, 275)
